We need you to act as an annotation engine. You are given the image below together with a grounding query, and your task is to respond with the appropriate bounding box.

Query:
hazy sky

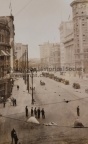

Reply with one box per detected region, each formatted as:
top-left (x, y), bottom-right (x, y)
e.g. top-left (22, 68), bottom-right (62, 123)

top-left (0, 0), bottom-right (73, 58)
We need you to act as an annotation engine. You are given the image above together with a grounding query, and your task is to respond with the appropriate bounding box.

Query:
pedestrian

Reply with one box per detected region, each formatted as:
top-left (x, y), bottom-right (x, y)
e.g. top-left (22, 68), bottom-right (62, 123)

top-left (41, 108), bottom-right (45, 119)
top-left (17, 85), bottom-right (19, 90)
top-left (77, 106), bottom-right (80, 116)
top-left (12, 98), bottom-right (15, 106)
top-left (11, 128), bottom-right (16, 144)
top-left (34, 107), bottom-right (37, 117)
top-left (14, 99), bottom-right (17, 106)
top-left (25, 106), bottom-right (28, 117)
top-left (14, 132), bottom-right (19, 144)
top-left (31, 107), bottom-right (33, 116)
top-left (37, 107), bottom-right (40, 119)
top-left (3, 101), bottom-right (6, 108)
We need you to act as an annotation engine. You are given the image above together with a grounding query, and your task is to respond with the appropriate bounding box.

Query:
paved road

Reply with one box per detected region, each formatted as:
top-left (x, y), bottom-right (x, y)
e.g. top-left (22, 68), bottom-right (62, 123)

top-left (0, 75), bottom-right (88, 144)
top-left (31, 73), bottom-right (88, 141)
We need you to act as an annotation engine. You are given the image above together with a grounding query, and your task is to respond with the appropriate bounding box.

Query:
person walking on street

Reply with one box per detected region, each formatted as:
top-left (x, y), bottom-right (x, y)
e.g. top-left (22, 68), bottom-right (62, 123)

top-left (14, 99), bottom-right (17, 106)
top-left (25, 106), bottom-right (28, 117)
top-left (34, 107), bottom-right (37, 118)
top-left (31, 107), bottom-right (33, 116)
top-left (11, 128), bottom-right (16, 144)
top-left (3, 101), bottom-right (6, 108)
top-left (12, 98), bottom-right (15, 106)
top-left (77, 106), bottom-right (80, 116)
top-left (41, 108), bottom-right (45, 119)
top-left (17, 85), bottom-right (19, 90)
top-left (14, 132), bottom-right (19, 144)
top-left (37, 107), bottom-right (40, 119)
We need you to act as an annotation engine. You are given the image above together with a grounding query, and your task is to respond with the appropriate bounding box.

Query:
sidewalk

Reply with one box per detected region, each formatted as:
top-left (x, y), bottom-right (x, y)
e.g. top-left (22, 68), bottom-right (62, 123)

top-left (0, 77), bottom-right (32, 116)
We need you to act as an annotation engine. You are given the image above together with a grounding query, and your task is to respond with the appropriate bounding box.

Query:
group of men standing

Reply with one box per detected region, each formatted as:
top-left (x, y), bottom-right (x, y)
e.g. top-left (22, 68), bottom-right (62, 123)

top-left (25, 106), bottom-right (45, 119)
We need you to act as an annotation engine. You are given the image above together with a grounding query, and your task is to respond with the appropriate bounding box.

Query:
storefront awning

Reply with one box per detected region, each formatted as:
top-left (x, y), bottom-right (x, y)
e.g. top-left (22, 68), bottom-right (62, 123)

top-left (1, 50), bottom-right (7, 56)
top-left (6, 51), bottom-right (10, 56)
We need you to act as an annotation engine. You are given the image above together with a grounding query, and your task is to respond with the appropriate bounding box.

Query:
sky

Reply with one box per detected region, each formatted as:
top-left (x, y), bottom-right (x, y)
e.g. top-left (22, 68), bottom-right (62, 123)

top-left (0, 0), bottom-right (73, 58)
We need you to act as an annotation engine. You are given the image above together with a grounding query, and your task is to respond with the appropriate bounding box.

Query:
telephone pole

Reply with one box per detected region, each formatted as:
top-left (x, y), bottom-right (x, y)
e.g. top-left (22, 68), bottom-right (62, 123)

top-left (26, 46), bottom-right (29, 92)
top-left (25, 50), bottom-right (26, 84)
top-left (30, 68), bottom-right (34, 104)
top-left (31, 71), bottom-right (33, 104)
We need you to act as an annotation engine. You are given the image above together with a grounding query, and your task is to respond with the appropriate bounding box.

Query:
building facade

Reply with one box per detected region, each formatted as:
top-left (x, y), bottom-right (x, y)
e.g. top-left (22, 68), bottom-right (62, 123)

top-left (29, 58), bottom-right (41, 70)
top-left (0, 17), bottom-right (14, 100)
top-left (40, 42), bottom-right (60, 69)
top-left (71, 0), bottom-right (88, 74)
top-left (14, 43), bottom-right (28, 72)
top-left (64, 32), bottom-right (75, 76)
top-left (59, 21), bottom-right (73, 70)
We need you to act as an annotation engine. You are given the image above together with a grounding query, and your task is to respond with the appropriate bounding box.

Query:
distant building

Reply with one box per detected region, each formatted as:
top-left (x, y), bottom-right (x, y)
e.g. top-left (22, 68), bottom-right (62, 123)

top-left (71, 0), bottom-right (88, 74)
top-left (39, 42), bottom-right (60, 69)
top-left (59, 21), bottom-right (73, 70)
top-left (0, 16), bottom-right (15, 99)
top-left (7, 16), bottom-right (15, 73)
top-left (14, 43), bottom-right (28, 71)
top-left (64, 32), bottom-right (75, 76)
top-left (29, 58), bottom-right (41, 70)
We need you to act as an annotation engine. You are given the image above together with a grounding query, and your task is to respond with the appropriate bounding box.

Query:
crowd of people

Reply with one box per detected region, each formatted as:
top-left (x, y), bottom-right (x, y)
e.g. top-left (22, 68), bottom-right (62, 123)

top-left (25, 106), bottom-right (45, 119)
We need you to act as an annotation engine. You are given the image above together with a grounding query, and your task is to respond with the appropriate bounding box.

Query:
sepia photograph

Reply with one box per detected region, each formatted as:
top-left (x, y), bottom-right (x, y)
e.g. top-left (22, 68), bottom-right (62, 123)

top-left (0, 0), bottom-right (88, 143)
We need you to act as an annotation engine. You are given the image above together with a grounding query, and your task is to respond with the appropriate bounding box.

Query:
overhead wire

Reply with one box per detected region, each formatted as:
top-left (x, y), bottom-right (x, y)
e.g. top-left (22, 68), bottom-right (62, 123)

top-left (15, 0), bottom-right (33, 16)
top-left (5, 0), bottom-right (34, 26)
top-left (0, 113), bottom-right (88, 129)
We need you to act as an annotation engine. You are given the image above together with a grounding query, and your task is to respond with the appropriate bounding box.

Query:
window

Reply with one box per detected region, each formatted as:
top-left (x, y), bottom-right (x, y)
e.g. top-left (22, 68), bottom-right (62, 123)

top-left (2, 35), bottom-right (4, 42)
top-left (0, 34), bottom-right (1, 42)
top-left (77, 49), bottom-right (80, 53)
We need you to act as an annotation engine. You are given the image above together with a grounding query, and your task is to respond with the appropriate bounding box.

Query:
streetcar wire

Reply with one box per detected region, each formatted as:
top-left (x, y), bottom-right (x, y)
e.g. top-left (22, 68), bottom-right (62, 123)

top-left (4, 0), bottom-right (34, 28)
top-left (0, 114), bottom-right (88, 129)
top-left (15, 0), bottom-right (33, 16)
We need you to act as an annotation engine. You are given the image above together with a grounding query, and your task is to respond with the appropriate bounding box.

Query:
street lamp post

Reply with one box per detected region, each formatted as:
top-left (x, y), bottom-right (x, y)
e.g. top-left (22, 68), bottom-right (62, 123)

top-left (30, 68), bottom-right (34, 104)
top-left (25, 50), bottom-right (26, 84)
top-left (26, 46), bottom-right (29, 92)
top-left (31, 71), bottom-right (33, 104)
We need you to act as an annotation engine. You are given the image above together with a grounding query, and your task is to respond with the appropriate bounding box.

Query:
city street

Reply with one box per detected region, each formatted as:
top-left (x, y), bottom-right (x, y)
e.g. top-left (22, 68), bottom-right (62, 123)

top-left (0, 74), bottom-right (88, 144)
top-left (0, 0), bottom-right (88, 143)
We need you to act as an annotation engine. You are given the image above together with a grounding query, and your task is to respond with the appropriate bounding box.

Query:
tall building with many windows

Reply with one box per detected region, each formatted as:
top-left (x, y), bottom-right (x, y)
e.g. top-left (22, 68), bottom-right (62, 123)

top-left (40, 42), bottom-right (60, 69)
top-left (59, 21), bottom-right (73, 70)
top-left (14, 43), bottom-right (28, 71)
top-left (0, 16), bottom-right (14, 100)
top-left (71, 0), bottom-right (88, 74)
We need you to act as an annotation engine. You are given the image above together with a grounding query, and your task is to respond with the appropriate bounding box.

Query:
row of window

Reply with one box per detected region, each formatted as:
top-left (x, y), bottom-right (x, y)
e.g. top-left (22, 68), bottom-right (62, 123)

top-left (75, 48), bottom-right (88, 53)
top-left (0, 34), bottom-right (9, 43)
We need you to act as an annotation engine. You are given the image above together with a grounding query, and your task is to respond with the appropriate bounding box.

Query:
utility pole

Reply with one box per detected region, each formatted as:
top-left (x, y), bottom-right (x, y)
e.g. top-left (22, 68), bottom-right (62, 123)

top-left (30, 68), bottom-right (34, 104)
top-left (31, 71), bottom-right (34, 104)
top-left (26, 46), bottom-right (29, 92)
top-left (25, 50), bottom-right (26, 84)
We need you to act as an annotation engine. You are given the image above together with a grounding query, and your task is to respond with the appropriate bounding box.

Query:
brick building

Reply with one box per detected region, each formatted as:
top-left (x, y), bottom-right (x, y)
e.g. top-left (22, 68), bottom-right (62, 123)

top-left (0, 16), bottom-right (15, 100)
